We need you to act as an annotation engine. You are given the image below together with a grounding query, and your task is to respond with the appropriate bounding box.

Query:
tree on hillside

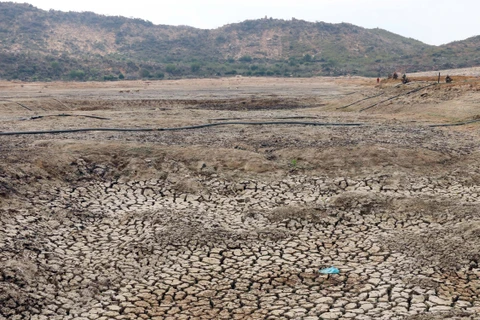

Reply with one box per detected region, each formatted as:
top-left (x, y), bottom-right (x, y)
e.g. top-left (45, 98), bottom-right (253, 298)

top-left (69, 69), bottom-right (85, 80)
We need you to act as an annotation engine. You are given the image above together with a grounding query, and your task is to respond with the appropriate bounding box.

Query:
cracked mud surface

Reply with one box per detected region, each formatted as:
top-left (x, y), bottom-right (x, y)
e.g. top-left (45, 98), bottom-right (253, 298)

top-left (1, 77), bottom-right (480, 319)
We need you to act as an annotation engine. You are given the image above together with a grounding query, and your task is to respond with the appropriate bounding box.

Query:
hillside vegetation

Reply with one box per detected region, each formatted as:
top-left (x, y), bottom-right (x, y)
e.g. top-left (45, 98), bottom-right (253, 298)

top-left (1, 2), bottom-right (479, 81)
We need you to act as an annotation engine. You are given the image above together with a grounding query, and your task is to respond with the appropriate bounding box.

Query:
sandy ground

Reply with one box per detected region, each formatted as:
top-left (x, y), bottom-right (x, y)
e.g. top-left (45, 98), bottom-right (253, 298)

top-left (1, 76), bottom-right (480, 320)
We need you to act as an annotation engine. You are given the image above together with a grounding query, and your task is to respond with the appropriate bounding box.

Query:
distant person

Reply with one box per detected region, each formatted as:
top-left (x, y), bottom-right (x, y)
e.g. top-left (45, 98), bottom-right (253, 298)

top-left (377, 78), bottom-right (380, 84)
top-left (446, 75), bottom-right (452, 83)
top-left (393, 72), bottom-right (398, 80)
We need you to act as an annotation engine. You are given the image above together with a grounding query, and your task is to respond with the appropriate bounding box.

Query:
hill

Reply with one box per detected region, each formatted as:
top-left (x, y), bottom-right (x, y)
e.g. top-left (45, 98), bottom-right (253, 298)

top-left (0, 2), bottom-right (479, 81)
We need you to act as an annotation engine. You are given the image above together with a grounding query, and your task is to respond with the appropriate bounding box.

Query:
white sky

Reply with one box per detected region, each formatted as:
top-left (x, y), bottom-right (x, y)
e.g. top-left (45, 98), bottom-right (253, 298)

top-left (10, 0), bottom-right (480, 45)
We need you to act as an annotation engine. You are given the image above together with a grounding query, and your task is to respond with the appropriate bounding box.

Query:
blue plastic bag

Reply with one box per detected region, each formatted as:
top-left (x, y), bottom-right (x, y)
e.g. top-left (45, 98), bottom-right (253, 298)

top-left (319, 266), bottom-right (340, 274)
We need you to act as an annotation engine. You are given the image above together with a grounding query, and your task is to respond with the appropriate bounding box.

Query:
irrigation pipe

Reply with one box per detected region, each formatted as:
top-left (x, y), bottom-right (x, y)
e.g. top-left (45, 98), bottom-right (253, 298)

top-left (25, 114), bottom-right (110, 121)
top-left (336, 92), bottom-right (385, 110)
top-left (0, 99), bottom-right (33, 111)
top-left (209, 116), bottom-right (319, 121)
top-left (429, 119), bottom-right (480, 127)
top-left (359, 83), bottom-right (437, 112)
top-left (0, 121), bottom-right (363, 136)
top-left (337, 81), bottom-right (439, 110)
top-left (52, 98), bottom-right (71, 109)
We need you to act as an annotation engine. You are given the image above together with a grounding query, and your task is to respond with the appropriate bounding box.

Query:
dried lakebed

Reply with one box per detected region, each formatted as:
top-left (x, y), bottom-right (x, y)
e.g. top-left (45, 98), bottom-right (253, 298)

top-left (2, 77), bottom-right (480, 320)
top-left (2, 170), bottom-right (480, 320)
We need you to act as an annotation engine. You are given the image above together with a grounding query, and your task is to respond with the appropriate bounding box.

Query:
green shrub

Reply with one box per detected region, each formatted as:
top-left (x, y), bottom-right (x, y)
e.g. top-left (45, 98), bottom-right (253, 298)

top-left (139, 69), bottom-right (151, 78)
top-left (191, 62), bottom-right (201, 72)
top-left (69, 69), bottom-right (85, 80)
top-left (304, 54), bottom-right (312, 62)
top-left (239, 55), bottom-right (253, 62)
top-left (103, 74), bottom-right (118, 81)
top-left (166, 64), bottom-right (176, 74)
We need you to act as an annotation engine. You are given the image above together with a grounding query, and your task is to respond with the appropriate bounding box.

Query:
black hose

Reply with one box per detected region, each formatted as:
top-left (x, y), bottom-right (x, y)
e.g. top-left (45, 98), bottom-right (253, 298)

top-left (0, 99), bottom-right (33, 111)
top-left (337, 81), bottom-right (442, 111)
top-left (429, 119), bottom-right (480, 127)
top-left (360, 83), bottom-right (437, 112)
top-left (52, 98), bottom-right (71, 109)
top-left (336, 92), bottom-right (385, 110)
top-left (26, 114), bottom-right (110, 121)
top-left (209, 116), bottom-right (319, 121)
top-left (0, 121), bottom-right (363, 136)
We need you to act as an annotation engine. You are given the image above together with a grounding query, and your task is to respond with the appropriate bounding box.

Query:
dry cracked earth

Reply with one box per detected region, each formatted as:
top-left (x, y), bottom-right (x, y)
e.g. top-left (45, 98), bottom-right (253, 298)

top-left (1, 77), bottom-right (480, 320)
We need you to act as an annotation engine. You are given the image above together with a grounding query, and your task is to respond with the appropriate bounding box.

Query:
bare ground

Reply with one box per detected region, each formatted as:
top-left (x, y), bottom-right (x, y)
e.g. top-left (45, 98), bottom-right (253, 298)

top-left (1, 76), bottom-right (480, 320)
